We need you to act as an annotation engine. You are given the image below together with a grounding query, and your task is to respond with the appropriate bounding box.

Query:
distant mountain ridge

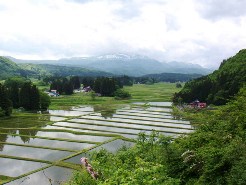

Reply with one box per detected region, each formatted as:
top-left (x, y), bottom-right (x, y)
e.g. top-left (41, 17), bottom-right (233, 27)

top-left (18, 63), bottom-right (112, 77)
top-left (0, 56), bottom-right (112, 79)
top-left (7, 54), bottom-right (212, 77)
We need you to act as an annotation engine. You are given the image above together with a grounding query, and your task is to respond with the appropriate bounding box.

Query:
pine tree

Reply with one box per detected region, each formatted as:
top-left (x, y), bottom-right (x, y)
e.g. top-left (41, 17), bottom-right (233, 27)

top-left (8, 82), bottom-right (20, 108)
top-left (19, 82), bottom-right (32, 110)
top-left (71, 76), bottom-right (81, 89)
top-left (40, 92), bottom-right (51, 110)
top-left (64, 81), bottom-right (73, 95)
top-left (93, 77), bottom-right (118, 96)
top-left (0, 83), bottom-right (12, 116)
top-left (19, 82), bottom-right (41, 110)
top-left (30, 85), bottom-right (40, 110)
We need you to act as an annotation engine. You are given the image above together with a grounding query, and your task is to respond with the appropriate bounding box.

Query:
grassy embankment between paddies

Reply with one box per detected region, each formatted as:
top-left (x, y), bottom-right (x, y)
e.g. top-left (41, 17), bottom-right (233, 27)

top-left (48, 82), bottom-right (181, 110)
top-left (66, 87), bottom-right (246, 185)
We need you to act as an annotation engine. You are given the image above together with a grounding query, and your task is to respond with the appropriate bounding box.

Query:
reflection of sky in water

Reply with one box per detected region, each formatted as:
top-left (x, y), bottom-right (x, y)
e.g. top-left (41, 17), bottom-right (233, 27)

top-left (49, 110), bottom-right (90, 116)
top-left (51, 124), bottom-right (181, 138)
top-left (88, 114), bottom-right (190, 126)
top-left (92, 139), bottom-right (134, 153)
top-left (5, 166), bottom-right (72, 185)
top-left (112, 112), bottom-right (174, 119)
top-left (117, 109), bottom-right (171, 116)
top-left (0, 158), bottom-right (48, 177)
top-left (0, 145), bottom-right (73, 161)
top-left (4, 135), bottom-right (94, 151)
top-left (53, 122), bottom-right (143, 134)
top-left (147, 102), bottom-right (172, 107)
top-left (36, 131), bottom-right (112, 142)
top-left (66, 119), bottom-right (193, 133)
top-left (48, 125), bottom-right (139, 139)
top-left (1, 102), bottom-right (193, 183)
top-left (146, 107), bottom-right (172, 112)
top-left (132, 102), bottom-right (147, 105)
top-left (72, 106), bottom-right (94, 112)
top-left (49, 116), bottom-right (67, 121)
top-left (75, 115), bottom-right (192, 128)
top-left (90, 112), bottom-right (175, 119)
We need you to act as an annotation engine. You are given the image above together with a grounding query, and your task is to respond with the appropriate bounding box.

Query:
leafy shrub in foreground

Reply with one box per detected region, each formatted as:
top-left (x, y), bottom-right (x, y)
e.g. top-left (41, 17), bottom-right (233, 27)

top-left (66, 87), bottom-right (246, 184)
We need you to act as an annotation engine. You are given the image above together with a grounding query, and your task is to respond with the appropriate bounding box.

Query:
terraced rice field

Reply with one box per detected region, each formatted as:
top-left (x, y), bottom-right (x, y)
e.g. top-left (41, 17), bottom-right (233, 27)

top-left (0, 102), bottom-right (193, 184)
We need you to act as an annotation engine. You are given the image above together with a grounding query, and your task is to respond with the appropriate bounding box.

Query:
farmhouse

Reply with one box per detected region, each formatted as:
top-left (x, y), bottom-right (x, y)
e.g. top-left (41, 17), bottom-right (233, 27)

top-left (46, 90), bottom-right (60, 97)
top-left (190, 99), bottom-right (206, 108)
top-left (83, 86), bottom-right (92, 92)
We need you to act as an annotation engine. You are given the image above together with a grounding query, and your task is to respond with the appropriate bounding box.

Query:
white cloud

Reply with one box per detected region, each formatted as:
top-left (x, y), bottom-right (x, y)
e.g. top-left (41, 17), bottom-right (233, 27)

top-left (0, 0), bottom-right (245, 68)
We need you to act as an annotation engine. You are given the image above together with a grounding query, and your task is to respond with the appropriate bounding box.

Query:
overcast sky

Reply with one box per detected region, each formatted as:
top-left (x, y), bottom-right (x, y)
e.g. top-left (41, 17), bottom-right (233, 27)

top-left (0, 0), bottom-right (245, 68)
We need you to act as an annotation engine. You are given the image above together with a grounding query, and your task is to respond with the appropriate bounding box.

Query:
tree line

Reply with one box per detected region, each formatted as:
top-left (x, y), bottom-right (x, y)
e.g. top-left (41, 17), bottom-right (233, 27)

top-left (48, 76), bottom-right (132, 97)
top-left (50, 76), bottom-right (80, 95)
top-left (0, 77), bottom-right (51, 117)
top-left (0, 83), bottom-right (12, 116)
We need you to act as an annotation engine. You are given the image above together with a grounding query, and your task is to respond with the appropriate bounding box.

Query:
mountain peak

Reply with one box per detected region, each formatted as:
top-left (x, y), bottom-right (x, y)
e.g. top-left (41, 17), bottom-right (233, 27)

top-left (96, 53), bottom-right (148, 60)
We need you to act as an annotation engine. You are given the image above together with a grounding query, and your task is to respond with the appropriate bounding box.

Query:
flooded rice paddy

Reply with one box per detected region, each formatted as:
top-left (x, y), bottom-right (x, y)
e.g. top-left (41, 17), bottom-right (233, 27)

top-left (0, 102), bottom-right (193, 184)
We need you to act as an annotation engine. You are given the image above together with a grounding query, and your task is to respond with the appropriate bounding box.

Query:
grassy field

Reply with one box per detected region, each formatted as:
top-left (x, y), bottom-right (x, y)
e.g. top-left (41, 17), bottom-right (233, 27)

top-left (49, 83), bottom-right (181, 110)
top-left (124, 83), bottom-right (180, 102)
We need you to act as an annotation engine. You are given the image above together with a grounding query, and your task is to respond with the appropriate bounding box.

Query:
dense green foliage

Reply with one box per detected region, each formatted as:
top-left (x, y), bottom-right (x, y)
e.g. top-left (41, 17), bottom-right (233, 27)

top-left (40, 92), bottom-right (51, 110)
top-left (49, 76), bottom-right (127, 97)
top-left (174, 87), bottom-right (246, 184)
top-left (176, 82), bottom-right (182, 88)
top-left (114, 89), bottom-right (131, 99)
top-left (0, 78), bottom-right (51, 113)
top-left (70, 76), bottom-right (81, 89)
top-left (4, 76), bottom-right (30, 88)
top-left (93, 77), bottom-right (118, 96)
top-left (141, 73), bottom-right (203, 83)
top-left (173, 49), bottom-right (246, 105)
top-left (50, 77), bottom-right (78, 95)
top-left (116, 75), bottom-right (133, 86)
top-left (67, 86), bottom-right (246, 184)
top-left (19, 82), bottom-right (40, 110)
top-left (0, 83), bottom-right (12, 116)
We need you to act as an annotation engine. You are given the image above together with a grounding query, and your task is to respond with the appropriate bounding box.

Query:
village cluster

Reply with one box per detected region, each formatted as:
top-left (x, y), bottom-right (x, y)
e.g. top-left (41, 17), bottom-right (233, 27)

top-left (44, 86), bottom-right (93, 97)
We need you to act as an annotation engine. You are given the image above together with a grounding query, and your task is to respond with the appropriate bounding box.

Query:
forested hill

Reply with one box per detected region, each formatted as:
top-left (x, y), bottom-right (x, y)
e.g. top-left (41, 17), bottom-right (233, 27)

top-left (142, 73), bottom-right (202, 83)
top-left (173, 49), bottom-right (246, 105)
top-left (0, 57), bottom-right (35, 79)
top-left (0, 57), bottom-right (112, 79)
top-left (18, 63), bottom-right (112, 77)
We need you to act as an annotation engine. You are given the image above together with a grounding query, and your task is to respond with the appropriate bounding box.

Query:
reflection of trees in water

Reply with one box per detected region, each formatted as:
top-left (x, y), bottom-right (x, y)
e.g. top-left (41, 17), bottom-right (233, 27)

top-left (0, 128), bottom-right (39, 150)
top-left (0, 132), bottom-right (8, 151)
top-left (0, 113), bottom-right (50, 149)
top-left (93, 105), bottom-right (116, 119)
top-left (19, 129), bottom-right (39, 143)
top-left (0, 128), bottom-right (18, 151)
